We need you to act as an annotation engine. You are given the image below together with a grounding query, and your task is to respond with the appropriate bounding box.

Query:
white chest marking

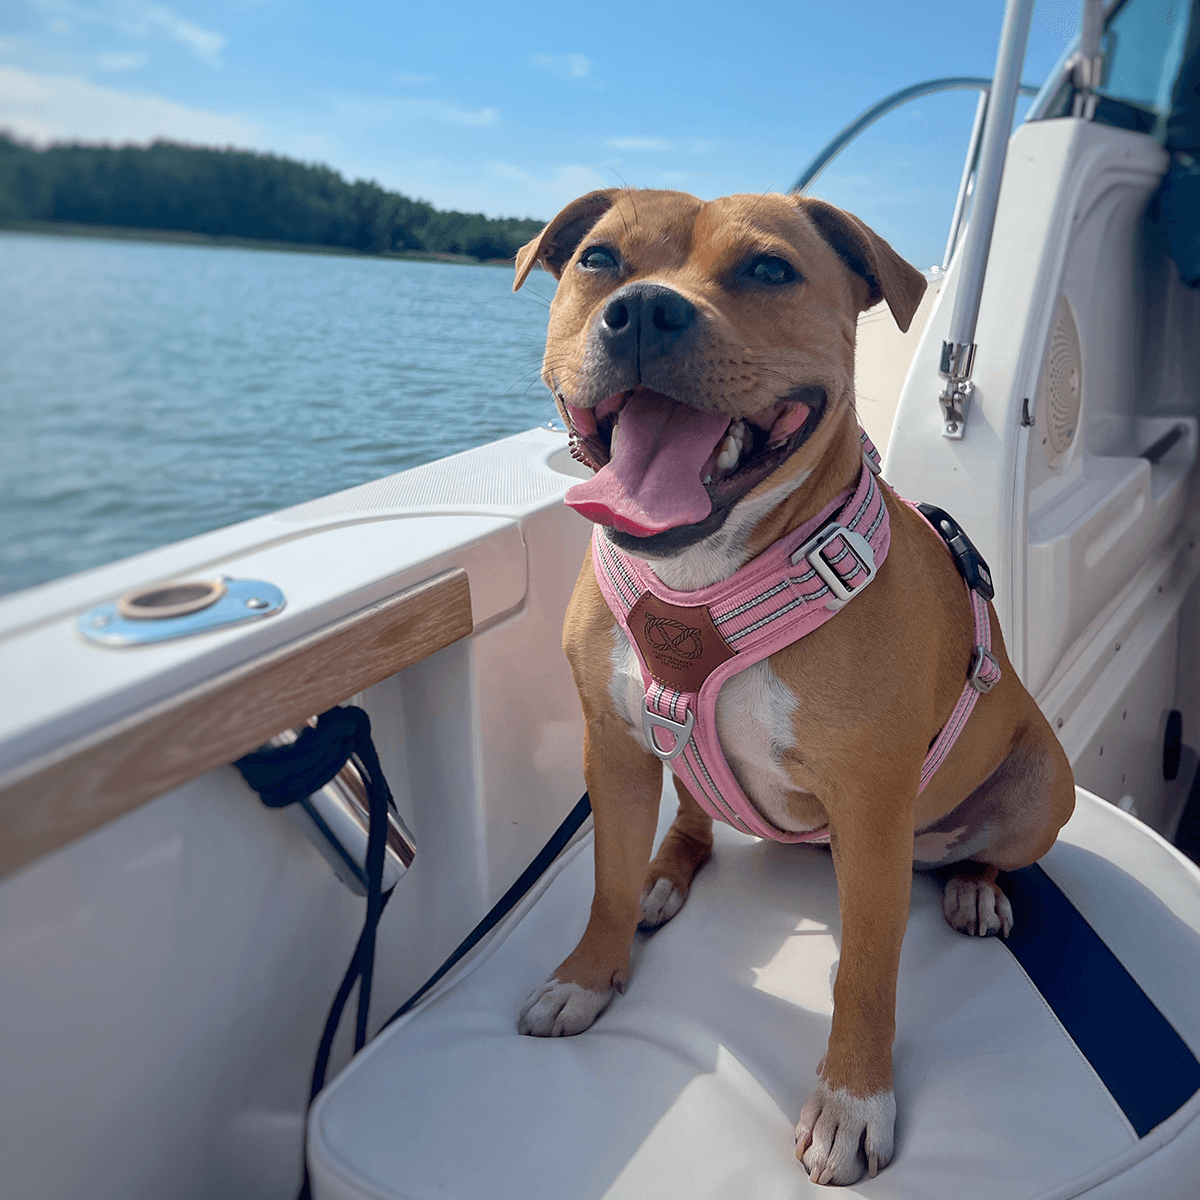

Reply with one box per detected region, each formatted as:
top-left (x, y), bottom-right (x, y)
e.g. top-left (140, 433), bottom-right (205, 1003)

top-left (647, 469), bottom-right (811, 591)
top-left (608, 626), bottom-right (817, 833)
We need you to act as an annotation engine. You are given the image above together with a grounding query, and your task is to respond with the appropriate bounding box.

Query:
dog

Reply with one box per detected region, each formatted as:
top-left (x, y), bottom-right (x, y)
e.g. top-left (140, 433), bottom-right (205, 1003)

top-left (510, 188), bottom-right (1075, 1185)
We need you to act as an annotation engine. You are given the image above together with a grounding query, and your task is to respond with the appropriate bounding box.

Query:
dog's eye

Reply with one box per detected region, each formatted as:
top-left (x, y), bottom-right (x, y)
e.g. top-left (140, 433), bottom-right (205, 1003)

top-left (747, 255), bottom-right (797, 285)
top-left (578, 246), bottom-right (618, 271)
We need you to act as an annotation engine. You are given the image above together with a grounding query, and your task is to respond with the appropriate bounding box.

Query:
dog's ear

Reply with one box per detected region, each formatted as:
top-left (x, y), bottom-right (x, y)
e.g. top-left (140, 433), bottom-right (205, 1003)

top-left (513, 189), bottom-right (621, 291)
top-left (793, 196), bottom-right (927, 333)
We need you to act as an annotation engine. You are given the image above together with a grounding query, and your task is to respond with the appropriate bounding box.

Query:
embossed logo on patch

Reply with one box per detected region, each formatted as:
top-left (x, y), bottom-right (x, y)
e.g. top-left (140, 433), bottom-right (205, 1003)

top-left (628, 592), bottom-right (735, 693)
top-left (644, 616), bottom-right (704, 661)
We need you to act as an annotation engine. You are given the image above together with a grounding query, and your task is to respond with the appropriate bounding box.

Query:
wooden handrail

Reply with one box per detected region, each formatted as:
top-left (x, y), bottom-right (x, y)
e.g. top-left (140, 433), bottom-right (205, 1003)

top-left (0, 569), bottom-right (472, 879)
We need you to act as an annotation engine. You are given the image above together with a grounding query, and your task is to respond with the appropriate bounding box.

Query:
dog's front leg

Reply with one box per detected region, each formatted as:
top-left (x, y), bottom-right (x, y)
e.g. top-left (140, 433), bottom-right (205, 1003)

top-left (519, 715), bottom-right (662, 1036)
top-left (796, 793), bottom-right (915, 1185)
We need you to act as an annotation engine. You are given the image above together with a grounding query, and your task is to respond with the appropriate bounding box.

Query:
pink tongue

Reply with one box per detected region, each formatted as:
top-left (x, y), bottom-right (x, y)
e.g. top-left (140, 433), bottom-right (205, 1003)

top-left (565, 390), bottom-right (731, 536)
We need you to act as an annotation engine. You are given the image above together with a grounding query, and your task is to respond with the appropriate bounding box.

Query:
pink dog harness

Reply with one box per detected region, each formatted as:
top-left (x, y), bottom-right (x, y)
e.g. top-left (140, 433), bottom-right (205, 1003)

top-left (592, 431), bottom-right (1002, 843)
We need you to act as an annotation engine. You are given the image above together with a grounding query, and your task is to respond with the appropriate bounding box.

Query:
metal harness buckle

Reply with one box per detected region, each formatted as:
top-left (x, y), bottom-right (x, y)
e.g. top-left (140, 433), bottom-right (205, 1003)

top-left (642, 703), bottom-right (694, 761)
top-left (969, 645), bottom-right (1001, 693)
top-left (791, 523), bottom-right (878, 611)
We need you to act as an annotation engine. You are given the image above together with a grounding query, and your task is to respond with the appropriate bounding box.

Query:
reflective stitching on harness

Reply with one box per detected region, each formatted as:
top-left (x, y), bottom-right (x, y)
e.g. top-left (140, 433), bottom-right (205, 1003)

top-left (591, 427), bottom-right (997, 843)
top-left (687, 736), bottom-right (754, 833)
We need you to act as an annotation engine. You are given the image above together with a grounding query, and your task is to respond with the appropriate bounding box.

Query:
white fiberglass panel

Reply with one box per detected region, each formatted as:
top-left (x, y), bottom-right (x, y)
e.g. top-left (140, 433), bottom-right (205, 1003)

top-left (0, 514), bottom-right (525, 778)
top-left (886, 119), bottom-right (1200, 831)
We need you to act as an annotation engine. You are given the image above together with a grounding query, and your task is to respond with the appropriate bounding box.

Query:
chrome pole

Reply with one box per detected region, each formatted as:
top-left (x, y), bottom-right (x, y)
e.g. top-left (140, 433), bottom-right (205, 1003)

top-left (1071, 0), bottom-right (1106, 119)
top-left (942, 89), bottom-right (990, 270)
top-left (938, 0), bottom-right (1037, 438)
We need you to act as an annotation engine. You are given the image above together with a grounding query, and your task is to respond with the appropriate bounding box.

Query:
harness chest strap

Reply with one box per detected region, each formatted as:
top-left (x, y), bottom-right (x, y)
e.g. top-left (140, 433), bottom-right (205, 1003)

top-left (592, 429), bottom-right (1001, 843)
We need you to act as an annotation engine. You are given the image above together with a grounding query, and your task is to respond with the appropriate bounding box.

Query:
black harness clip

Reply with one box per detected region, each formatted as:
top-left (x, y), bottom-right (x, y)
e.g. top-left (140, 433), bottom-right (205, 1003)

top-left (916, 503), bottom-right (995, 601)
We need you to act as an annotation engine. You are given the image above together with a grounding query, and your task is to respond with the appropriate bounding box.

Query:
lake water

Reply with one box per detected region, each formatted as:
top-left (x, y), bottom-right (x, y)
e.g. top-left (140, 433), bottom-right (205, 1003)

top-left (0, 231), bottom-right (557, 596)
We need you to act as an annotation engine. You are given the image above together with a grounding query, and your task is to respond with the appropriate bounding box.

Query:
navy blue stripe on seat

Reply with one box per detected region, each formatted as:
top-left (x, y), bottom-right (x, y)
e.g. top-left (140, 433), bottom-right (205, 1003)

top-left (1003, 864), bottom-right (1200, 1137)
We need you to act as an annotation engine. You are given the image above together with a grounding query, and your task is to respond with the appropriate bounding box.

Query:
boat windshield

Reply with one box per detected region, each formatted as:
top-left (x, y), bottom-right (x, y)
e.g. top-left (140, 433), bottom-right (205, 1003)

top-left (1039, 0), bottom-right (1193, 133)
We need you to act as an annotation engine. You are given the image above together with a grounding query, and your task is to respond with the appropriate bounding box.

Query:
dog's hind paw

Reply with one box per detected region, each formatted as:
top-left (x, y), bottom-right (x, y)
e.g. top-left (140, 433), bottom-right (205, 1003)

top-left (517, 978), bottom-right (614, 1036)
top-left (943, 873), bottom-right (1014, 938)
top-left (639, 877), bottom-right (685, 929)
top-left (795, 1082), bottom-right (895, 1185)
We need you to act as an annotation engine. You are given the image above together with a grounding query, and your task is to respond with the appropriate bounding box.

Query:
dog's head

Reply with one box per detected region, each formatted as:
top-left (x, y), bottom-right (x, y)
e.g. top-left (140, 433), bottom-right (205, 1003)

top-left (514, 189), bottom-right (925, 555)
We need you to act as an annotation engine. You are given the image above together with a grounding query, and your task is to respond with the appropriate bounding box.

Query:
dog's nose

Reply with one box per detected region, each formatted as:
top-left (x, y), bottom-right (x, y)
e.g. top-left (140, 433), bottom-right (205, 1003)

top-left (599, 283), bottom-right (696, 366)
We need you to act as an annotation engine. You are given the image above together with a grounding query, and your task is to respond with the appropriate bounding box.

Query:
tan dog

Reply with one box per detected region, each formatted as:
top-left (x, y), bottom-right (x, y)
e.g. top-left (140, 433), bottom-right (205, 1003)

top-left (512, 189), bottom-right (1075, 1185)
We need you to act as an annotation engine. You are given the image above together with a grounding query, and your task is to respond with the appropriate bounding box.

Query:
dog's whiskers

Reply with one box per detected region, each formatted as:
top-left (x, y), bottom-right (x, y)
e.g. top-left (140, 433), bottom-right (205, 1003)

top-left (518, 290), bottom-right (553, 310)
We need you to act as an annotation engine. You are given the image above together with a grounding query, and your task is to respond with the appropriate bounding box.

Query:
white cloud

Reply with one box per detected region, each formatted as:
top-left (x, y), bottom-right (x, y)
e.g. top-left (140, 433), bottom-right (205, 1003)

top-left (28, 0), bottom-right (226, 67)
top-left (607, 136), bottom-right (671, 152)
top-left (139, 4), bottom-right (224, 66)
top-left (96, 51), bottom-right (146, 71)
top-left (605, 136), bottom-right (716, 154)
top-left (531, 53), bottom-right (591, 80)
top-left (393, 72), bottom-right (434, 85)
top-left (483, 160), bottom-right (609, 215)
top-left (0, 64), bottom-right (256, 145)
top-left (432, 101), bottom-right (497, 126)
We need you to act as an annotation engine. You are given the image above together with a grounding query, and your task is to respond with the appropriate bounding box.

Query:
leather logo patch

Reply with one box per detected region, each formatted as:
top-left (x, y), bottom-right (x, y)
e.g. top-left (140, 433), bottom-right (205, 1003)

top-left (645, 617), bottom-right (704, 660)
top-left (628, 591), bottom-right (734, 694)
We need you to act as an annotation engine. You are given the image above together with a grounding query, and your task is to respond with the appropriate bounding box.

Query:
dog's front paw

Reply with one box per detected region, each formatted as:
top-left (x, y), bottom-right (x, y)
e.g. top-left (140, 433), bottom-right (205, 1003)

top-left (943, 874), bottom-right (1013, 938)
top-left (639, 877), bottom-right (685, 929)
top-left (517, 978), bottom-right (615, 1036)
top-left (795, 1081), bottom-right (895, 1185)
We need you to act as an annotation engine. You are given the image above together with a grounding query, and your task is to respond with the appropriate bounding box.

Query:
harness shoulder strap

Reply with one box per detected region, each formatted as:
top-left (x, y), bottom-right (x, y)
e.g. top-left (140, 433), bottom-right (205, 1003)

top-left (907, 502), bottom-right (1002, 790)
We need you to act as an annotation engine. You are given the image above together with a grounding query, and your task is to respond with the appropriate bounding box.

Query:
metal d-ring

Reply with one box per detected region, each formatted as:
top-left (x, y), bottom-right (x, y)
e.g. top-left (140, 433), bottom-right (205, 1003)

top-left (641, 703), bottom-right (694, 762)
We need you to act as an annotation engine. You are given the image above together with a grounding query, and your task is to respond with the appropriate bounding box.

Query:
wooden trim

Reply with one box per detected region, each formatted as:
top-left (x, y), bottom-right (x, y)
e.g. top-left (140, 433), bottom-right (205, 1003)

top-left (0, 569), bottom-right (472, 880)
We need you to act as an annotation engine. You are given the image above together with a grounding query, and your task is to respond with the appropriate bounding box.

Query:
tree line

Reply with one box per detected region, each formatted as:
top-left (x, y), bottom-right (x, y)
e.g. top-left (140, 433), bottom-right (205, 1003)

top-left (0, 135), bottom-right (544, 261)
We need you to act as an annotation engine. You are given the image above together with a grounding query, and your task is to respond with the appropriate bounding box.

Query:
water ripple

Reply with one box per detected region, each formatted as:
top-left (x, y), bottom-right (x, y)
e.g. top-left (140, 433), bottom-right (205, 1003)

top-left (0, 231), bottom-right (557, 595)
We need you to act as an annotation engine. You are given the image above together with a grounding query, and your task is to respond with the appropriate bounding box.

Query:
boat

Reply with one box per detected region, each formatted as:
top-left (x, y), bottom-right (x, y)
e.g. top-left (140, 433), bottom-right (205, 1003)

top-left (3, 0), bottom-right (1199, 1196)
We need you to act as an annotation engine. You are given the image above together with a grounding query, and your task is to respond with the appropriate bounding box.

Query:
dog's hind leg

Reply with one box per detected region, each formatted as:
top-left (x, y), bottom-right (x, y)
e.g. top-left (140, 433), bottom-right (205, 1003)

top-left (918, 731), bottom-right (1075, 938)
top-left (639, 775), bottom-right (714, 930)
top-left (942, 862), bottom-right (1013, 937)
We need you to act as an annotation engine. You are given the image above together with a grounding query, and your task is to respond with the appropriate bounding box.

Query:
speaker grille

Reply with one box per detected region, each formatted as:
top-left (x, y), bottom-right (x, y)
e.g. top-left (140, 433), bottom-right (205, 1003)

top-left (1039, 297), bottom-right (1082, 463)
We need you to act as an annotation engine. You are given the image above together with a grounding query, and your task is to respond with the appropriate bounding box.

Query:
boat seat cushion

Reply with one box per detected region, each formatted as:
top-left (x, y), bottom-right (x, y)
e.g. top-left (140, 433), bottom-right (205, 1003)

top-left (308, 787), bottom-right (1200, 1199)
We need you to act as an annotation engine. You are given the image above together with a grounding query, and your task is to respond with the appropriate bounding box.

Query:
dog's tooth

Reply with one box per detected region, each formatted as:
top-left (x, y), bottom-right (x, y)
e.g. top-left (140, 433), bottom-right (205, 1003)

top-left (736, 420), bottom-right (751, 463)
top-left (609, 413), bottom-right (623, 454)
top-left (703, 474), bottom-right (712, 485)
top-left (715, 433), bottom-right (740, 472)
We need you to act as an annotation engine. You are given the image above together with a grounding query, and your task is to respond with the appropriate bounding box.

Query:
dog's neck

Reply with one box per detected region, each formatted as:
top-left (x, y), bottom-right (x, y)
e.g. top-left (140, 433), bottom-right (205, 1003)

top-left (635, 411), bottom-right (866, 592)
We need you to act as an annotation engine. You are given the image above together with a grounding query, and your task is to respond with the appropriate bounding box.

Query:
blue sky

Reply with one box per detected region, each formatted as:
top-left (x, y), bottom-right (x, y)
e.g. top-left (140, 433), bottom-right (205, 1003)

top-left (0, 1), bottom-right (1080, 268)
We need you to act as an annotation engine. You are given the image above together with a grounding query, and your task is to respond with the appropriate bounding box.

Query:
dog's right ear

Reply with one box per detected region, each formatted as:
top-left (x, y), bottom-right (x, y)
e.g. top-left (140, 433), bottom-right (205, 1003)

top-left (793, 195), bottom-right (927, 333)
top-left (513, 190), bottom-right (620, 291)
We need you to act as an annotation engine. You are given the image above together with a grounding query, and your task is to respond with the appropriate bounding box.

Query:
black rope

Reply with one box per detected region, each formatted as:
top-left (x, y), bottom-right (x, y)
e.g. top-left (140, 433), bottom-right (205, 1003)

top-left (236, 706), bottom-right (379, 809)
top-left (235, 706), bottom-right (396, 1060)
top-left (238, 713), bottom-right (593, 1200)
top-left (234, 706), bottom-right (397, 1200)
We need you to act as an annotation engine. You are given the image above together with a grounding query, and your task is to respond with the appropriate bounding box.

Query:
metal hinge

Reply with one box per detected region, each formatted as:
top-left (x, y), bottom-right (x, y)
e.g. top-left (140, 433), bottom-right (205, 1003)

top-left (938, 340), bottom-right (977, 439)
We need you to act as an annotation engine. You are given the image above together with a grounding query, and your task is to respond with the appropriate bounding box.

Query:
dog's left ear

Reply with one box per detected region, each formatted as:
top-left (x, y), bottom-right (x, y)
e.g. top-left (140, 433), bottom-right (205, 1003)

top-left (793, 196), bottom-right (927, 333)
top-left (513, 189), bottom-right (621, 291)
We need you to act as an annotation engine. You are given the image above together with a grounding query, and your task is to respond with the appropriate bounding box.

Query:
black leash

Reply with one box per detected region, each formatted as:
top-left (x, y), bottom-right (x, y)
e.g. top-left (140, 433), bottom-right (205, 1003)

top-left (379, 790), bottom-right (592, 1031)
top-left (236, 711), bottom-right (592, 1199)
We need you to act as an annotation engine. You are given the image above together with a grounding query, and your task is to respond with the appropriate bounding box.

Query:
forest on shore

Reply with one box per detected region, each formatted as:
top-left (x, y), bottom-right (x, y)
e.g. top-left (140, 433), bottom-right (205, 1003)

top-left (0, 135), bottom-right (544, 261)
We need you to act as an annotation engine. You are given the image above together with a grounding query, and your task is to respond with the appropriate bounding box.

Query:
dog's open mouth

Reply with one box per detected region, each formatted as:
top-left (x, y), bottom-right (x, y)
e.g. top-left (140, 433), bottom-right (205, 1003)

top-left (562, 386), bottom-right (824, 539)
